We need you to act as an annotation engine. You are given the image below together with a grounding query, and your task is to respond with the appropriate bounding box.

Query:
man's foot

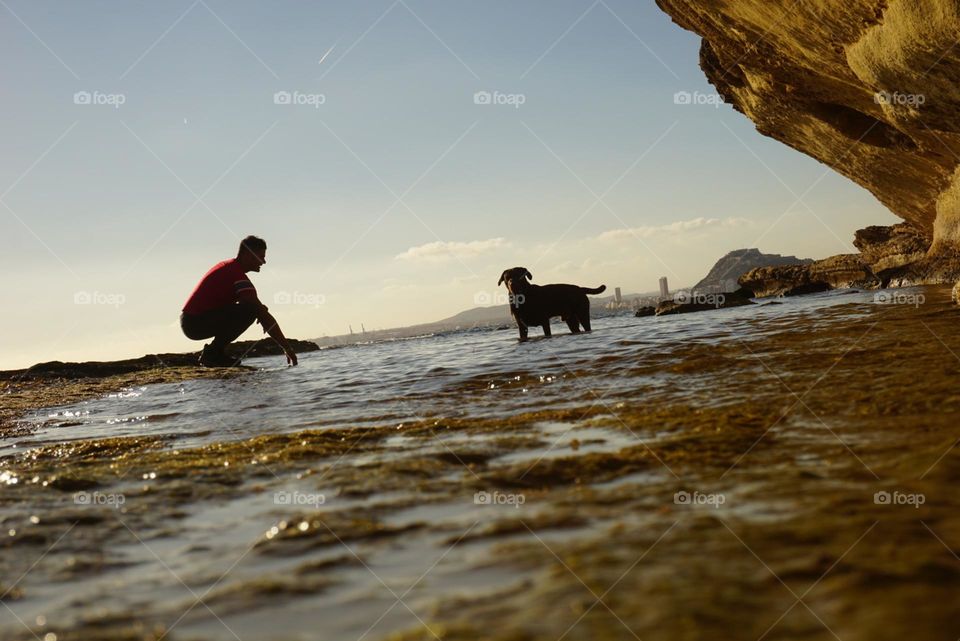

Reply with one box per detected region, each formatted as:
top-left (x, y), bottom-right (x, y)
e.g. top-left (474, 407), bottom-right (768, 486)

top-left (198, 344), bottom-right (242, 368)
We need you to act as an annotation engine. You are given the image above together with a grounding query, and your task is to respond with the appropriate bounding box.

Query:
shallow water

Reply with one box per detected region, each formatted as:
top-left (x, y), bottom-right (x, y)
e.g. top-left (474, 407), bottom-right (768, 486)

top-left (4, 288), bottom-right (960, 641)
top-left (7, 292), bottom-right (869, 451)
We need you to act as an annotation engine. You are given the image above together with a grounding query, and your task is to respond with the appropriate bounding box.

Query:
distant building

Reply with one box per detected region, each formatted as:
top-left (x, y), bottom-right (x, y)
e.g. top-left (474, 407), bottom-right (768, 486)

top-left (614, 287), bottom-right (622, 304)
top-left (658, 276), bottom-right (669, 299)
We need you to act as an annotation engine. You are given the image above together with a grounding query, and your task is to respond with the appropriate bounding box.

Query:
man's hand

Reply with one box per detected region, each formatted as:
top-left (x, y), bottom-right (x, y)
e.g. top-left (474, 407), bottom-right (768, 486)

top-left (240, 292), bottom-right (298, 366)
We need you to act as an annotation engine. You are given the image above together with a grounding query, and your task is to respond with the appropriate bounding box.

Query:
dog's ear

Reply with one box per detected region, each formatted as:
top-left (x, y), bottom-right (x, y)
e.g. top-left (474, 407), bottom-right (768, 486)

top-left (498, 270), bottom-right (507, 286)
top-left (524, 269), bottom-right (532, 280)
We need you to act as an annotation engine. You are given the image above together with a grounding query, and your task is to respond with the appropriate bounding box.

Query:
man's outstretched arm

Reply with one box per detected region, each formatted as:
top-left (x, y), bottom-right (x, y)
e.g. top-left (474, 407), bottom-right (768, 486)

top-left (238, 292), bottom-right (298, 365)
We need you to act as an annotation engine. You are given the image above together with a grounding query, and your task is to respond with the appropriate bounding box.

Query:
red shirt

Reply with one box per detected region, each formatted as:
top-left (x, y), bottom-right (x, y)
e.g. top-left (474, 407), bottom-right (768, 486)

top-left (182, 258), bottom-right (256, 314)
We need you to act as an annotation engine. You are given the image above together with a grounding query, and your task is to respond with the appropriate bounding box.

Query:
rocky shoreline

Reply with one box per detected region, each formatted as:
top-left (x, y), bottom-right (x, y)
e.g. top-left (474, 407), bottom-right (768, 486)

top-left (739, 223), bottom-right (960, 298)
top-left (0, 338), bottom-right (319, 438)
top-left (0, 338), bottom-right (319, 382)
top-left (650, 0), bottom-right (960, 308)
top-left (649, 222), bottom-right (960, 315)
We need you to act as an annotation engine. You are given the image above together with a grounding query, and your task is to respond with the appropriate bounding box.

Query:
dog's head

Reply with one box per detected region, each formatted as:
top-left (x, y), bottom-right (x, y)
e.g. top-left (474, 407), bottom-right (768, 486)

top-left (498, 267), bottom-right (532, 296)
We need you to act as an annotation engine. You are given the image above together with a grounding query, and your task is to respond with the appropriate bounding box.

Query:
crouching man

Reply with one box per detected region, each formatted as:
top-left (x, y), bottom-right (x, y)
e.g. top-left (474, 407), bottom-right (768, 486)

top-left (181, 235), bottom-right (298, 367)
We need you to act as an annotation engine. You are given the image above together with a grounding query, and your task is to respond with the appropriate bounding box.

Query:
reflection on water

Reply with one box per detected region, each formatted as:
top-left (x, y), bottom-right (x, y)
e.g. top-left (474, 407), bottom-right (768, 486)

top-left (4, 287), bottom-right (960, 641)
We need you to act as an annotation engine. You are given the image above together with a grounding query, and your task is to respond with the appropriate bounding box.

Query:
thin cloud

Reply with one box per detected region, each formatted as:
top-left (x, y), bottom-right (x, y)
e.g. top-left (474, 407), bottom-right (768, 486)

top-left (597, 217), bottom-right (750, 241)
top-left (395, 237), bottom-right (509, 262)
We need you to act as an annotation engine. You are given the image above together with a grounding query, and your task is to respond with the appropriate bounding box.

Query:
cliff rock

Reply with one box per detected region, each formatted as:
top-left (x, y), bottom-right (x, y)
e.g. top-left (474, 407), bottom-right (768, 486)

top-left (854, 222), bottom-right (930, 278)
top-left (655, 0), bottom-right (960, 265)
top-left (739, 254), bottom-right (879, 297)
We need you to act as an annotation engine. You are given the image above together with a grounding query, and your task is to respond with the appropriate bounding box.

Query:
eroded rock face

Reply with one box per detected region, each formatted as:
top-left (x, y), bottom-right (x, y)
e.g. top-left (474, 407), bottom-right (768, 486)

top-left (883, 249), bottom-right (960, 287)
top-left (810, 253), bottom-right (879, 288)
top-left (739, 264), bottom-right (829, 298)
top-left (739, 254), bottom-right (878, 298)
top-left (853, 223), bottom-right (930, 277)
top-left (655, 0), bottom-right (960, 256)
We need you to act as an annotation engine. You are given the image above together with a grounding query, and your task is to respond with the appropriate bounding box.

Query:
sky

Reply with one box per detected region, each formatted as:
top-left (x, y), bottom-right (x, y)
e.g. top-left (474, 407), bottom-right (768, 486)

top-left (0, 0), bottom-right (898, 369)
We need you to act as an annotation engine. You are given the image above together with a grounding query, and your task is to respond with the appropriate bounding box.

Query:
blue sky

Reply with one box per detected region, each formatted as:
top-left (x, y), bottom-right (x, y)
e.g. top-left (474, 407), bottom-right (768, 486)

top-left (1, 0), bottom-right (896, 368)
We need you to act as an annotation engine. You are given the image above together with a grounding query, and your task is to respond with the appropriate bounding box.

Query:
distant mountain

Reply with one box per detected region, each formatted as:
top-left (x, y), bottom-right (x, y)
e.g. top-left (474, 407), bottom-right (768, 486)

top-left (433, 304), bottom-right (511, 326)
top-left (693, 248), bottom-right (813, 292)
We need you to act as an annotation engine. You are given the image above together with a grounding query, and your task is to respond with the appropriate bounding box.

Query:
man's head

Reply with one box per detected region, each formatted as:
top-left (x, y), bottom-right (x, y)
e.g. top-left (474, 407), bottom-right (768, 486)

top-left (237, 235), bottom-right (267, 272)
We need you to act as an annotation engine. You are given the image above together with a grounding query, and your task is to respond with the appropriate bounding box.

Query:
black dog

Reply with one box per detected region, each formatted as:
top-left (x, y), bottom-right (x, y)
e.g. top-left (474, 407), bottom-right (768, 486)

top-left (498, 267), bottom-right (606, 340)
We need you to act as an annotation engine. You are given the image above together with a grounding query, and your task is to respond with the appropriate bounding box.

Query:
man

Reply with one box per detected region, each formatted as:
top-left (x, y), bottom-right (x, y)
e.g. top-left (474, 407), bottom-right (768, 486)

top-left (181, 235), bottom-right (298, 367)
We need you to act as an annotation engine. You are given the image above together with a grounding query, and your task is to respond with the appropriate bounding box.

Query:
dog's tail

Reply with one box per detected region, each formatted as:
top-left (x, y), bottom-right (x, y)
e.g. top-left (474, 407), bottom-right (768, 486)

top-left (581, 285), bottom-right (606, 295)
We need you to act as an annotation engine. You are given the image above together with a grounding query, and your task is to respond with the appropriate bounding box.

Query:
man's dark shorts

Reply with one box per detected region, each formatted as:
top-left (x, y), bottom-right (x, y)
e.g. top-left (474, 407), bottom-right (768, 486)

top-left (181, 302), bottom-right (257, 350)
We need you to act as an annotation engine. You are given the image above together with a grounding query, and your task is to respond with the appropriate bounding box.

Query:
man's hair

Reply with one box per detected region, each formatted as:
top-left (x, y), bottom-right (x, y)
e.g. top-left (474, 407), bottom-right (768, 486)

top-left (238, 235), bottom-right (267, 257)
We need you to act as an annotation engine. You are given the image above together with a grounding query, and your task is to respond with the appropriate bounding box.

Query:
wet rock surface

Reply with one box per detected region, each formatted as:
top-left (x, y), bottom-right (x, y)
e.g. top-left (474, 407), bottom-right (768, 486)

top-left (0, 339), bottom-right (318, 382)
top-left (655, 287), bottom-right (755, 315)
top-left (5, 290), bottom-right (960, 640)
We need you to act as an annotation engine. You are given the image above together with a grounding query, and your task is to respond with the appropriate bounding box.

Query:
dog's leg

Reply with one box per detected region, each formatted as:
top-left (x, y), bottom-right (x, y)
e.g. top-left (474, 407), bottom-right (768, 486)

top-left (565, 316), bottom-right (580, 334)
top-left (541, 322), bottom-right (552, 337)
top-left (580, 299), bottom-right (592, 332)
top-left (517, 322), bottom-right (529, 341)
